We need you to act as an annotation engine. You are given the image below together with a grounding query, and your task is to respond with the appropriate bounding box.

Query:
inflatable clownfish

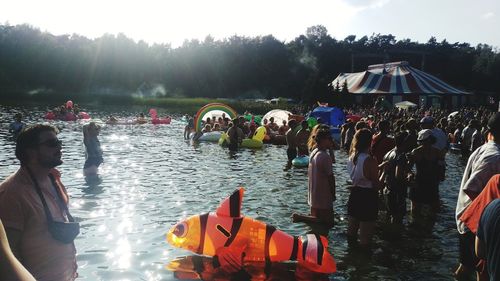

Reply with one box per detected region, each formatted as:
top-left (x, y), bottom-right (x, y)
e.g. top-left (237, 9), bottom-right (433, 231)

top-left (167, 188), bottom-right (336, 274)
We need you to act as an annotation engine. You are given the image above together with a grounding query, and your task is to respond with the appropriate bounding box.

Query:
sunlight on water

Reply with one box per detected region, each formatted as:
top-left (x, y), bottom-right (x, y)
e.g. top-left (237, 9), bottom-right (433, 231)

top-left (0, 105), bottom-right (466, 280)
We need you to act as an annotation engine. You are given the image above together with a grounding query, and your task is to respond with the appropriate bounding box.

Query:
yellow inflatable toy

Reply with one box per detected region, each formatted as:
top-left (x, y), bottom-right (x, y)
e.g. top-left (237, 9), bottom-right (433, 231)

top-left (218, 127), bottom-right (264, 149)
top-left (252, 126), bottom-right (266, 142)
top-left (241, 138), bottom-right (263, 149)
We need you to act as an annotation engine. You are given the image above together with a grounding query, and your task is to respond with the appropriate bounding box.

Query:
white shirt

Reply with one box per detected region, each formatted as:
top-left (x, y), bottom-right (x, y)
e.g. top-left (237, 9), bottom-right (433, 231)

top-left (455, 141), bottom-right (500, 234)
top-left (347, 153), bottom-right (373, 188)
top-left (432, 128), bottom-right (448, 151)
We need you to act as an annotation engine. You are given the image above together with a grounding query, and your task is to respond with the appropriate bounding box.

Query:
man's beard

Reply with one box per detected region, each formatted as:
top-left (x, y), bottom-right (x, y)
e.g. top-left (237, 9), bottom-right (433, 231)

top-left (39, 154), bottom-right (63, 168)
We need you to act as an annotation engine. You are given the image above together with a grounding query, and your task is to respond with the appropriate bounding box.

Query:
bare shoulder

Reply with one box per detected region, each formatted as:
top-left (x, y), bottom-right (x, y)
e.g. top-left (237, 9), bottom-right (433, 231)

top-left (0, 171), bottom-right (24, 193)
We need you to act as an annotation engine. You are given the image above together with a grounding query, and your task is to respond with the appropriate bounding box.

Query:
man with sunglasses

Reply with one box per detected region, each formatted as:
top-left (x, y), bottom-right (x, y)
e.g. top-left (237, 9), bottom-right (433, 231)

top-left (0, 124), bottom-right (78, 281)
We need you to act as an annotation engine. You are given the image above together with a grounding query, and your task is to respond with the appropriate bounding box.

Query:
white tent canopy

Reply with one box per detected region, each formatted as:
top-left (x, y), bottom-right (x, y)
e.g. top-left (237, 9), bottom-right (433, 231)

top-left (262, 109), bottom-right (292, 126)
top-left (394, 101), bottom-right (417, 109)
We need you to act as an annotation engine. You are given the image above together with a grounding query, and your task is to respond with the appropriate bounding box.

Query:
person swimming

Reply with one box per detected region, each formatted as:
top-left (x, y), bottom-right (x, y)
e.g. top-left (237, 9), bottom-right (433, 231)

top-left (136, 113), bottom-right (147, 124)
top-left (9, 113), bottom-right (25, 137)
top-left (106, 115), bottom-right (119, 124)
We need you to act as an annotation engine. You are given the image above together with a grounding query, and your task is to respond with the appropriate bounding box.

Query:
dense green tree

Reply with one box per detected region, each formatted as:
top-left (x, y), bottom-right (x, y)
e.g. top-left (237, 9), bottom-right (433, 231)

top-left (0, 24), bottom-right (499, 103)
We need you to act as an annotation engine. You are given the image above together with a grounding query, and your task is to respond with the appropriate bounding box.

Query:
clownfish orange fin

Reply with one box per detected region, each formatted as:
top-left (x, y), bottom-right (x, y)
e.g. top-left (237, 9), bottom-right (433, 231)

top-left (216, 187), bottom-right (244, 217)
top-left (214, 243), bottom-right (247, 272)
top-left (298, 234), bottom-right (337, 274)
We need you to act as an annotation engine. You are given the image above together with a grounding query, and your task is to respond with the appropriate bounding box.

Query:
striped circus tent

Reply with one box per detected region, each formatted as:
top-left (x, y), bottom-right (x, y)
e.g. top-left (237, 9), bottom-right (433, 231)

top-left (330, 61), bottom-right (468, 95)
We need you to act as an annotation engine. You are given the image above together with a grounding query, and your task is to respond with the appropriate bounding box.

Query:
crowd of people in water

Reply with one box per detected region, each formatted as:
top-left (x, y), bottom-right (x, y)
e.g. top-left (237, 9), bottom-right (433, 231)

top-left (45, 101), bottom-right (90, 121)
top-left (0, 103), bottom-right (499, 281)
top-left (294, 105), bottom-right (500, 281)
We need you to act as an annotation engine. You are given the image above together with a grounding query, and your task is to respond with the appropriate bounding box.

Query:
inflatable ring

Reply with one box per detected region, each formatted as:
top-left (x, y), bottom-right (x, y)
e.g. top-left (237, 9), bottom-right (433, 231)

top-left (194, 103), bottom-right (237, 132)
top-left (241, 138), bottom-right (263, 149)
top-left (152, 117), bottom-right (172, 125)
top-left (292, 155), bottom-right (309, 167)
top-left (218, 133), bottom-right (263, 149)
top-left (195, 131), bottom-right (223, 142)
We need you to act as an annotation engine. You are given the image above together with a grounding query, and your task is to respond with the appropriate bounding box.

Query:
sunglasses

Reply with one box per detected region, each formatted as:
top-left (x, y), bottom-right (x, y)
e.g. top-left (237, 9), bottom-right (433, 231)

top-left (38, 139), bottom-right (62, 148)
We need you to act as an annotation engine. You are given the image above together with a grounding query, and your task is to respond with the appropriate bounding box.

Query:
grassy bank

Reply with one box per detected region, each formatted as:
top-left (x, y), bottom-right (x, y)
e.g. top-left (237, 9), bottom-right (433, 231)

top-left (0, 93), bottom-right (302, 115)
top-left (131, 97), bottom-right (299, 115)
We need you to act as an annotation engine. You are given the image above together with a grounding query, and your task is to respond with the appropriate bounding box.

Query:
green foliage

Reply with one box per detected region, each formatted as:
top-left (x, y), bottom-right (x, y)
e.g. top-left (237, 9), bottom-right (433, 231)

top-left (0, 23), bottom-right (499, 106)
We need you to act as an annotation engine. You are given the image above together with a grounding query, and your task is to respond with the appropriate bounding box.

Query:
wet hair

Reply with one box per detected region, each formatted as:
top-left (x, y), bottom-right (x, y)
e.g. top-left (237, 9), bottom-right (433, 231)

top-left (16, 124), bottom-right (59, 165)
top-left (355, 121), bottom-right (368, 131)
top-left (349, 128), bottom-right (373, 164)
top-left (308, 124), bottom-right (330, 151)
top-left (394, 131), bottom-right (409, 147)
top-left (378, 120), bottom-right (390, 133)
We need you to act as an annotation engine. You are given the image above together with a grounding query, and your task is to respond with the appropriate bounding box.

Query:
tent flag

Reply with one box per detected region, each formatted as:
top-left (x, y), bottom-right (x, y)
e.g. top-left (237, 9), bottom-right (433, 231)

top-left (330, 61), bottom-right (468, 95)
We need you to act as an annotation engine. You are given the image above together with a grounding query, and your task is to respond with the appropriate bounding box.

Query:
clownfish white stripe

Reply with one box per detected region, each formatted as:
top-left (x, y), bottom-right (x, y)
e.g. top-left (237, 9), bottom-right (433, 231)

top-left (304, 234), bottom-right (319, 265)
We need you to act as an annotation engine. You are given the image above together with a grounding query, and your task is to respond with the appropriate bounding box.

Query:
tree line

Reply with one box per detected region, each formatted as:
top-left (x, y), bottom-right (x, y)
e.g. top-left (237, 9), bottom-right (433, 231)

top-left (0, 24), bottom-right (499, 104)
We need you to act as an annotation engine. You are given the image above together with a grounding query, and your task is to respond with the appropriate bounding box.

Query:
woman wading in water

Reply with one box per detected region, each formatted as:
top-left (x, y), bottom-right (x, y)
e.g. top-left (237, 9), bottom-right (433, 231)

top-left (347, 129), bottom-right (381, 248)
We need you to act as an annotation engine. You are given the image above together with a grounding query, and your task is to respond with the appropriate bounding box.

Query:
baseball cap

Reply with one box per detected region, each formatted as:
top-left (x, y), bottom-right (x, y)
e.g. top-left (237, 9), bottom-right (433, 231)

top-left (420, 116), bottom-right (434, 124)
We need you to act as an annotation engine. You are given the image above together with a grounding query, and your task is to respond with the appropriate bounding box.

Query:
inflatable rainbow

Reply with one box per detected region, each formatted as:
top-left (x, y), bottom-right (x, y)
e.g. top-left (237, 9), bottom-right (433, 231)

top-left (194, 103), bottom-right (238, 132)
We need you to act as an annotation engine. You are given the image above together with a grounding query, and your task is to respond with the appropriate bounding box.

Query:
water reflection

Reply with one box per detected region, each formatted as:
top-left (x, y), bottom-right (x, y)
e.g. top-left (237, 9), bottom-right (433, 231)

top-left (167, 255), bottom-right (329, 281)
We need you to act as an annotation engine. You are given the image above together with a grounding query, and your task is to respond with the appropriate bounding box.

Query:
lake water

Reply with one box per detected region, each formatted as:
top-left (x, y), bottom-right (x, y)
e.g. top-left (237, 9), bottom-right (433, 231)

top-left (0, 105), bottom-right (465, 281)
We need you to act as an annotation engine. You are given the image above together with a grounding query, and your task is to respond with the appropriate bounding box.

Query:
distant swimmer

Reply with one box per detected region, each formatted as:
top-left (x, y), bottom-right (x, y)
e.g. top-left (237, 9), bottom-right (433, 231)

top-left (9, 113), bottom-right (25, 137)
top-left (136, 113), bottom-right (147, 124)
top-left (83, 122), bottom-right (103, 177)
top-left (106, 115), bottom-right (119, 124)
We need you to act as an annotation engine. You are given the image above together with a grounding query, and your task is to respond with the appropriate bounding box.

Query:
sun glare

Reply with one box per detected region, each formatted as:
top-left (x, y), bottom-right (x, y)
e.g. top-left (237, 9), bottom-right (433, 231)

top-left (0, 0), bottom-right (357, 46)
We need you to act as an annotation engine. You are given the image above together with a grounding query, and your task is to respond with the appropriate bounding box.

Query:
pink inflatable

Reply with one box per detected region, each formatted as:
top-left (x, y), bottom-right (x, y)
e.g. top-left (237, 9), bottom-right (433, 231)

top-left (149, 108), bottom-right (171, 125)
top-left (79, 112), bottom-right (90, 119)
top-left (65, 112), bottom-right (77, 121)
top-left (149, 108), bottom-right (158, 119)
top-left (346, 114), bottom-right (362, 122)
top-left (44, 111), bottom-right (89, 121)
top-left (45, 112), bottom-right (56, 120)
top-left (152, 117), bottom-right (171, 125)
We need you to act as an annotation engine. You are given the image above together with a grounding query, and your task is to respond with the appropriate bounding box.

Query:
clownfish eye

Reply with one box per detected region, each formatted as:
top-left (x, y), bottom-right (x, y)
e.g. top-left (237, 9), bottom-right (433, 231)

top-left (173, 222), bottom-right (188, 238)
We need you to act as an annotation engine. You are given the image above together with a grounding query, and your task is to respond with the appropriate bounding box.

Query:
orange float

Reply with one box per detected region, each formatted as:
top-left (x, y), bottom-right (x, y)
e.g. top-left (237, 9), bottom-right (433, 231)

top-left (167, 188), bottom-right (336, 274)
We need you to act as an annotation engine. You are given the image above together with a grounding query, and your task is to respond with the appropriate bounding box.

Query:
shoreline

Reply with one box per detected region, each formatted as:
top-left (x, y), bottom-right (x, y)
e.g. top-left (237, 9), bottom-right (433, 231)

top-left (0, 93), bottom-right (302, 115)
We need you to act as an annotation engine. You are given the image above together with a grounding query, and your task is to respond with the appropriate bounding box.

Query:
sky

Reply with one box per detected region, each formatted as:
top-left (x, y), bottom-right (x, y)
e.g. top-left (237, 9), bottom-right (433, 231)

top-left (1, 0), bottom-right (499, 48)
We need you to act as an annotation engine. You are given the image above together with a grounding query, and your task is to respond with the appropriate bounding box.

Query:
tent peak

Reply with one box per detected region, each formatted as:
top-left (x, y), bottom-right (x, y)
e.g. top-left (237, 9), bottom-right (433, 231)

top-left (367, 61), bottom-right (409, 70)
